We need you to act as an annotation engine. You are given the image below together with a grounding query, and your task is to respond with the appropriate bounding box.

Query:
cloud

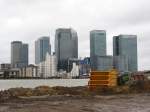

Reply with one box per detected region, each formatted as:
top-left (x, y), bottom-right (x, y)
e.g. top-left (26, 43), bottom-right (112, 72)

top-left (0, 0), bottom-right (150, 70)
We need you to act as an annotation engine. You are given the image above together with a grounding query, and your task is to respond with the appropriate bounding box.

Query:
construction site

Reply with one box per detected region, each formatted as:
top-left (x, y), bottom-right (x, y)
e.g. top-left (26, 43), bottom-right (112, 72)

top-left (0, 70), bottom-right (150, 112)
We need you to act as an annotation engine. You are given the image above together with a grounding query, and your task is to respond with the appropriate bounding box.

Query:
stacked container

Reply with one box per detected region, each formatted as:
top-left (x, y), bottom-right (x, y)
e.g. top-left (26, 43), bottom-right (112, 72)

top-left (88, 70), bottom-right (118, 90)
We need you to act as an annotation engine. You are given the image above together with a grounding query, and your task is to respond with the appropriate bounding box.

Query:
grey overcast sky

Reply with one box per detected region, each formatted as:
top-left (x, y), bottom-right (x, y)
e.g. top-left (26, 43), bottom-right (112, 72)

top-left (0, 0), bottom-right (149, 70)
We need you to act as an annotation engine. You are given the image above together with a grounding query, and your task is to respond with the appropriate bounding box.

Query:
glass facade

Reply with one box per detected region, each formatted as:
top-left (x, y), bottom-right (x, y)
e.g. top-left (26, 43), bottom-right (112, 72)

top-left (113, 35), bottom-right (138, 72)
top-left (90, 30), bottom-right (106, 70)
top-left (35, 37), bottom-right (51, 64)
top-left (22, 44), bottom-right (28, 67)
top-left (92, 56), bottom-right (113, 71)
top-left (113, 55), bottom-right (128, 72)
top-left (55, 28), bottom-right (78, 72)
top-left (11, 41), bottom-right (28, 68)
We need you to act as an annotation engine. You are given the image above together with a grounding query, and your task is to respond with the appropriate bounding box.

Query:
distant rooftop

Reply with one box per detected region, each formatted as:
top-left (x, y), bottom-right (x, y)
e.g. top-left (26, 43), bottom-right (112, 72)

top-left (11, 41), bottom-right (22, 44)
top-left (90, 30), bottom-right (106, 33)
top-left (119, 34), bottom-right (137, 38)
top-left (56, 28), bottom-right (75, 32)
top-left (39, 36), bottom-right (50, 40)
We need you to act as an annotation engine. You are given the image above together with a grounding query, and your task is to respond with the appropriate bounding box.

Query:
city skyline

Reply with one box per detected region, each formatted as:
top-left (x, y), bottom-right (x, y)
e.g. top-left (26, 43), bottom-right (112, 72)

top-left (0, 28), bottom-right (146, 71)
top-left (0, 0), bottom-right (150, 70)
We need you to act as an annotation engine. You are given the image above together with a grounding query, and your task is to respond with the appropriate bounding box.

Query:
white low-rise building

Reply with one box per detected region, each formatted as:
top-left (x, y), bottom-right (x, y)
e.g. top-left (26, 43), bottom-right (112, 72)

top-left (38, 53), bottom-right (57, 78)
top-left (20, 64), bottom-right (38, 78)
top-left (67, 63), bottom-right (79, 78)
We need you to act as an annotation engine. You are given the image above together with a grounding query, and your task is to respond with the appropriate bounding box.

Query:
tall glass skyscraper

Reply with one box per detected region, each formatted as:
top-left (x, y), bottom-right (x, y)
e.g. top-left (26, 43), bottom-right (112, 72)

top-left (11, 41), bottom-right (28, 68)
top-left (22, 44), bottom-right (28, 67)
top-left (35, 37), bottom-right (51, 64)
top-left (113, 35), bottom-right (138, 72)
top-left (90, 30), bottom-right (106, 70)
top-left (90, 30), bottom-right (106, 57)
top-left (55, 28), bottom-right (78, 72)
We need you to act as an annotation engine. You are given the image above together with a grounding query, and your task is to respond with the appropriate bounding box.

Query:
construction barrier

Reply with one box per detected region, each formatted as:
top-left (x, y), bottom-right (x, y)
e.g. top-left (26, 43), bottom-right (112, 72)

top-left (88, 70), bottom-right (118, 90)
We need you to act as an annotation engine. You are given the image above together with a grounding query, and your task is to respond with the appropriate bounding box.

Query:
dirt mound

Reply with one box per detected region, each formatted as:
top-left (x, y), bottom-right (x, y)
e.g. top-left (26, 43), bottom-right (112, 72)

top-left (0, 81), bottom-right (150, 102)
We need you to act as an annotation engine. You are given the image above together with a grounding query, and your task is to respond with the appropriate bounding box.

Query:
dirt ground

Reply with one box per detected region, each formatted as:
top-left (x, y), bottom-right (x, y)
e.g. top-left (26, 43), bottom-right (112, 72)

top-left (0, 94), bottom-right (150, 112)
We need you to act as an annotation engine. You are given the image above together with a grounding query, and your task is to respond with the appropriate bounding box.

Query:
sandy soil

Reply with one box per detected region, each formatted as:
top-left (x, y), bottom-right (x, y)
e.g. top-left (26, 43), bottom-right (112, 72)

top-left (0, 94), bottom-right (150, 112)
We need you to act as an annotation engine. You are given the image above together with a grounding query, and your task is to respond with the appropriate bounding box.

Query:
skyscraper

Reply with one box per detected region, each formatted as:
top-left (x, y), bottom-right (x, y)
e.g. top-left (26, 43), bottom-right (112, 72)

top-left (22, 44), bottom-right (28, 67)
top-left (90, 30), bottom-right (107, 70)
top-left (55, 28), bottom-right (78, 72)
top-left (113, 35), bottom-right (138, 72)
top-left (11, 41), bottom-right (28, 68)
top-left (35, 37), bottom-right (51, 64)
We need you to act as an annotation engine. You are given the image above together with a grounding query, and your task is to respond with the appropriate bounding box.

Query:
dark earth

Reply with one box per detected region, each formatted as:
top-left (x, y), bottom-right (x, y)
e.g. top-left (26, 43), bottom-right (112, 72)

top-left (0, 94), bottom-right (150, 112)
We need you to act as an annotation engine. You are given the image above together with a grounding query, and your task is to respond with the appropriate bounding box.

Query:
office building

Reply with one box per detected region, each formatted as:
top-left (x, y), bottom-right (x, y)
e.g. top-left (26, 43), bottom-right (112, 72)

top-left (113, 56), bottom-right (128, 72)
top-left (90, 30), bottom-right (106, 56)
top-left (90, 30), bottom-right (107, 70)
top-left (22, 44), bottom-right (28, 67)
top-left (92, 55), bottom-right (113, 71)
top-left (79, 57), bottom-right (91, 76)
top-left (35, 37), bottom-right (51, 64)
top-left (0, 68), bottom-right (20, 78)
top-left (38, 53), bottom-right (57, 78)
top-left (113, 35), bottom-right (138, 72)
top-left (91, 55), bottom-right (129, 72)
top-left (55, 28), bottom-right (78, 72)
top-left (20, 64), bottom-right (38, 78)
top-left (11, 41), bottom-right (28, 68)
top-left (0, 63), bottom-right (11, 70)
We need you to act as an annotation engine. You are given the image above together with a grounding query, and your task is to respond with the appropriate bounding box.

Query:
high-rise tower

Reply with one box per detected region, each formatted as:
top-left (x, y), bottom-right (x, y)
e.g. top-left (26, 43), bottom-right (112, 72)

top-left (55, 28), bottom-right (78, 72)
top-left (90, 30), bottom-right (107, 70)
top-left (11, 41), bottom-right (28, 68)
top-left (35, 37), bottom-right (51, 64)
top-left (113, 35), bottom-right (138, 72)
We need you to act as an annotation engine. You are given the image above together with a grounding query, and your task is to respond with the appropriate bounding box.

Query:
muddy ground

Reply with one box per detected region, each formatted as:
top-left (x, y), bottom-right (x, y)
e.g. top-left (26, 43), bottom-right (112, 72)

top-left (0, 94), bottom-right (150, 112)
